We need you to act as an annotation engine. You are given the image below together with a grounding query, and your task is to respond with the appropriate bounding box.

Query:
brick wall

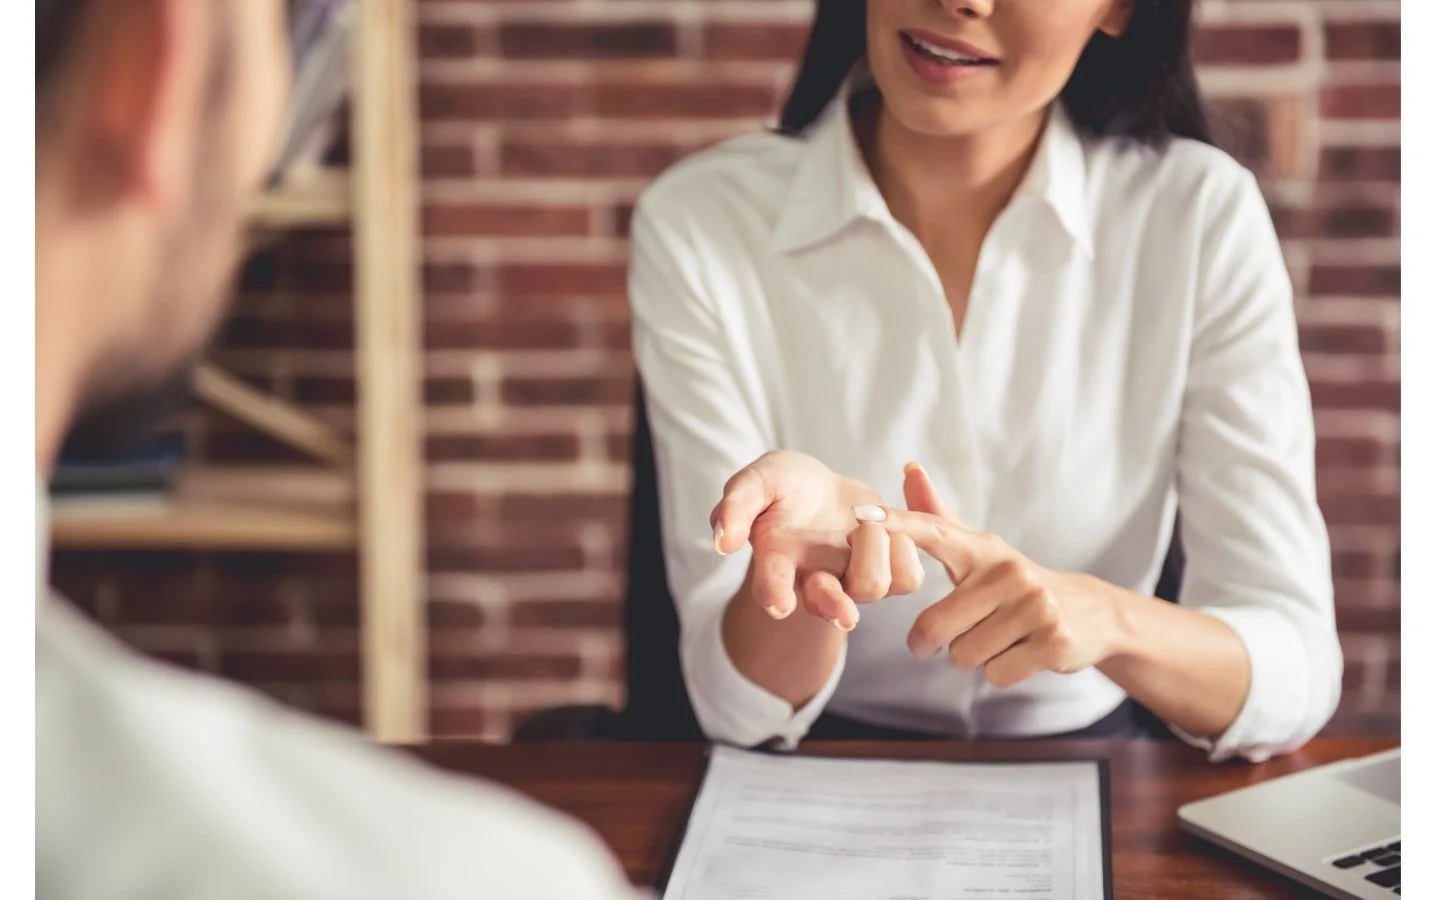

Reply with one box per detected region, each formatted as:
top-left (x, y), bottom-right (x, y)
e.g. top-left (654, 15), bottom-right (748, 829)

top-left (50, 0), bottom-right (1400, 740)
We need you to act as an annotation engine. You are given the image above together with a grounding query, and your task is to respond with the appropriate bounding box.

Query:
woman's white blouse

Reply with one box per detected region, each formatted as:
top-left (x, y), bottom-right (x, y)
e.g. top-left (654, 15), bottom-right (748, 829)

top-left (627, 98), bottom-right (1341, 763)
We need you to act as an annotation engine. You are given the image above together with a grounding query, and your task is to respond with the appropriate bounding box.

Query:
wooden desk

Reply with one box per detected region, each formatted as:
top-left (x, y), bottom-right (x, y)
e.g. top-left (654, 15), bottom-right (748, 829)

top-left (415, 737), bottom-right (1396, 898)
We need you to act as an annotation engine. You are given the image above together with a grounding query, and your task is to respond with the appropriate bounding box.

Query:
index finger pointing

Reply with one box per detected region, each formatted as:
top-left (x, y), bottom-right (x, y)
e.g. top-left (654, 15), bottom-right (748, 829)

top-left (853, 505), bottom-right (982, 577)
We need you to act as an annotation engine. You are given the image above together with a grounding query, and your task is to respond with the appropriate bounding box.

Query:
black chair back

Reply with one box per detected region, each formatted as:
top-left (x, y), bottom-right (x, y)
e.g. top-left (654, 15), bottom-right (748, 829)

top-left (614, 382), bottom-right (705, 740)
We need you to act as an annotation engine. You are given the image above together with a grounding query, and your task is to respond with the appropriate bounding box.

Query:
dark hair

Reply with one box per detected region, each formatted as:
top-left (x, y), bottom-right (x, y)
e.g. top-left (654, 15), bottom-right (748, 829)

top-left (38, 0), bottom-right (234, 129)
top-left (778, 0), bottom-right (1213, 148)
top-left (37, 0), bottom-right (91, 88)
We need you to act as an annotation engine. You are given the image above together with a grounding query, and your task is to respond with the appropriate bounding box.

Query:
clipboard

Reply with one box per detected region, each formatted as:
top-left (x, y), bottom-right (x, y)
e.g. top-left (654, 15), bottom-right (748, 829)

top-left (654, 745), bottom-right (1115, 900)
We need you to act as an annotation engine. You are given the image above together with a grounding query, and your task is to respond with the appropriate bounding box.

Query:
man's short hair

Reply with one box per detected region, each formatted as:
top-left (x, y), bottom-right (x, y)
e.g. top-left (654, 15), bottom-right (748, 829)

top-left (37, 0), bottom-right (90, 88)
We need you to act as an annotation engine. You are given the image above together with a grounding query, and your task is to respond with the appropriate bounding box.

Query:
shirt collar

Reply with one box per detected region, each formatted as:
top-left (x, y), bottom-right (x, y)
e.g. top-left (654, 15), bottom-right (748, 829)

top-left (1015, 103), bottom-right (1094, 257)
top-left (771, 92), bottom-right (1094, 258)
top-left (770, 83), bottom-right (885, 254)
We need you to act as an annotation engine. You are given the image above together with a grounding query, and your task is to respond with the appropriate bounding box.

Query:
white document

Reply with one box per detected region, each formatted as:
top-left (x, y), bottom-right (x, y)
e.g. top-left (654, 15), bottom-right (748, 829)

top-left (662, 746), bottom-right (1106, 900)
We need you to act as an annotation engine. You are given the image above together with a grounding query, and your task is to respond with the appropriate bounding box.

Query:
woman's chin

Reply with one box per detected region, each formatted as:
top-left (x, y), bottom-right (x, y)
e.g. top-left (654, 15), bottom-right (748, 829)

top-left (882, 97), bottom-right (994, 140)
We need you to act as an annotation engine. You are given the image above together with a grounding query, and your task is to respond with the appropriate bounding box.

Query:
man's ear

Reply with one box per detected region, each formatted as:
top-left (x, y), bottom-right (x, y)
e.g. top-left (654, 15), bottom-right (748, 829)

top-left (1097, 0), bottom-right (1134, 39)
top-left (76, 0), bottom-right (205, 214)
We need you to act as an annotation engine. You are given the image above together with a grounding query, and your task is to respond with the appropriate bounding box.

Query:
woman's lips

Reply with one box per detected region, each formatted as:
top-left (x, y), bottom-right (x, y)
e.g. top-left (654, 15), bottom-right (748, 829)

top-left (899, 30), bottom-right (999, 87)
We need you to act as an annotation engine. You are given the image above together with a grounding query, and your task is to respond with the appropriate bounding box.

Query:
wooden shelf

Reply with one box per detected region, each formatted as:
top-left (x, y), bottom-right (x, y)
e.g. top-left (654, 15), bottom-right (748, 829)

top-left (249, 170), bottom-right (352, 229)
top-left (50, 467), bottom-right (356, 551)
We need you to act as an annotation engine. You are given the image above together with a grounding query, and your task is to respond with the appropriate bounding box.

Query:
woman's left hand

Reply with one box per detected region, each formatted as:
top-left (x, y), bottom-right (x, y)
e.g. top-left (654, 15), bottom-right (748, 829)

top-left (860, 463), bottom-right (1135, 689)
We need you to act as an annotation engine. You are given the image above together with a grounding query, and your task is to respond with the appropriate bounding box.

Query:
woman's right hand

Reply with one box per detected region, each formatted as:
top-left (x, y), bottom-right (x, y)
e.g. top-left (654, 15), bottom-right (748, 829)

top-left (710, 451), bottom-right (926, 631)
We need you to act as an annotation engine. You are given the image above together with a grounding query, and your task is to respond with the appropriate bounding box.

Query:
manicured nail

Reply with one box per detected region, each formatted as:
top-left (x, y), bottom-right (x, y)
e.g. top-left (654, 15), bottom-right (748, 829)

top-left (826, 614), bottom-right (857, 633)
top-left (712, 522), bottom-right (728, 555)
top-left (764, 604), bottom-right (791, 620)
top-left (854, 505), bottom-right (887, 523)
top-left (904, 461), bottom-right (925, 477)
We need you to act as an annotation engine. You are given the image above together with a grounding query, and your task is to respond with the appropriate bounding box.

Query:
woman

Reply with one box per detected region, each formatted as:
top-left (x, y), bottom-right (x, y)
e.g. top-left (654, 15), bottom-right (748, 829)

top-left (627, 0), bottom-right (1340, 762)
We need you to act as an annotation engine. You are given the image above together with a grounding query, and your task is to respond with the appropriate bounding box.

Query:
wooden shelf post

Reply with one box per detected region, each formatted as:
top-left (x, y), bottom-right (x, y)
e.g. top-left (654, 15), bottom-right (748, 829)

top-left (352, 0), bottom-right (425, 742)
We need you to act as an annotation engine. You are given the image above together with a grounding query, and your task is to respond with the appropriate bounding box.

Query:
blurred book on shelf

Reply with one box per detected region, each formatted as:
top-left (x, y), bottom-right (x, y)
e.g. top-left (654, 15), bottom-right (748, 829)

top-left (272, 0), bottom-right (352, 186)
top-left (50, 431), bottom-right (187, 512)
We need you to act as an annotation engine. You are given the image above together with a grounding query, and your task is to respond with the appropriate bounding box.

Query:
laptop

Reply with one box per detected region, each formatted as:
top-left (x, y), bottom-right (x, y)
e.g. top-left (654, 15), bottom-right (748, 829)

top-left (1178, 748), bottom-right (1400, 899)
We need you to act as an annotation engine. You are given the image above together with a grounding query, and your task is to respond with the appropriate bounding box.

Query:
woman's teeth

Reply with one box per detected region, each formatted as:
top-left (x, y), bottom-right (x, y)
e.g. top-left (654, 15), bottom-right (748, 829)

top-left (907, 35), bottom-right (989, 65)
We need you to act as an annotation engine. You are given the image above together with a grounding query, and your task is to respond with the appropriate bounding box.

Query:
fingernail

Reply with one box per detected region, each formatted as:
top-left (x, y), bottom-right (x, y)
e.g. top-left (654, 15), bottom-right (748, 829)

top-left (910, 638), bottom-right (942, 658)
top-left (903, 461), bottom-right (925, 477)
top-left (712, 522), bottom-right (728, 556)
top-left (826, 615), bottom-right (857, 633)
top-left (854, 505), bottom-right (887, 523)
top-left (764, 604), bottom-right (791, 620)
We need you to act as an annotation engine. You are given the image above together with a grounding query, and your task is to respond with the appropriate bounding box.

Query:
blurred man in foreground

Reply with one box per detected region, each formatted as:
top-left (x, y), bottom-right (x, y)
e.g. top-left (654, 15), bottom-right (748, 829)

top-left (36, 2), bottom-right (643, 897)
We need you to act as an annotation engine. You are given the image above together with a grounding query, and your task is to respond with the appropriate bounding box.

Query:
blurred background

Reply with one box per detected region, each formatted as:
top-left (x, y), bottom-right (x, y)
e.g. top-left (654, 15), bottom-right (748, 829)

top-left (48, 0), bottom-right (1400, 741)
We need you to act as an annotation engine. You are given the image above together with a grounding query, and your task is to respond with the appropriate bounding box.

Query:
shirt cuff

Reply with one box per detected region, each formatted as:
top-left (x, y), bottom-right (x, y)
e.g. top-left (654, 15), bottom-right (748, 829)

top-left (1169, 605), bottom-right (1312, 763)
top-left (680, 597), bottom-right (846, 750)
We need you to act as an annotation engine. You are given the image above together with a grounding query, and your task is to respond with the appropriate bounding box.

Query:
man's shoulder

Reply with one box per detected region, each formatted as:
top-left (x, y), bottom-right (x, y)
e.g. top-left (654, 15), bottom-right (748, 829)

top-left (36, 595), bottom-right (643, 900)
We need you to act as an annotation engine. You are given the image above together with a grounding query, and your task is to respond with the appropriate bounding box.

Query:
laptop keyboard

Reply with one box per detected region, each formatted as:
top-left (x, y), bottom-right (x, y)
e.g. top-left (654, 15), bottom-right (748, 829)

top-left (1331, 839), bottom-right (1400, 892)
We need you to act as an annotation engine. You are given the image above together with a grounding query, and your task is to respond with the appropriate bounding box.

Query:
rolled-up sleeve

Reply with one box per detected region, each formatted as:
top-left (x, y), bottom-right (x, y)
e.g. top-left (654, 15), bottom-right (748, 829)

top-left (627, 191), bottom-right (843, 749)
top-left (1174, 169), bottom-right (1343, 762)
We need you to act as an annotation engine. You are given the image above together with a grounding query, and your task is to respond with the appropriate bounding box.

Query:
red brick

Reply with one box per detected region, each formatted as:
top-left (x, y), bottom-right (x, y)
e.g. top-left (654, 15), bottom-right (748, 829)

top-left (1298, 323), bottom-right (1389, 355)
top-left (424, 317), bottom-right (584, 351)
top-left (702, 22), bottom-right (811, 61)
top-left (219, 647), bottom-right (361, 684)
top-left (427, 541), bottom-right (588, 573)
top-left (428, 598), bottom-right (487, 630)
top-left (595, 320), bottom-right (633, 350)
top-left (428, 704), bottom-right (494, 738)
top-left (429, 649), bottom-right (583, 680)
top-left (114, 576), bottom-right (213, 626)
top-left (292, 376), bottom-right (354, 405)
top-left (309, 694), bottom-right (364, 729)
top-left (1316, 436), bottom-right (1392, 467)
top-left (510, 599), bottom-right (622, 630)
top-left (1319, 145), bottom-right (1400, 182)
top-left (1271, 200), bottom-right (1396, 240)
top-left (500, 138), bottom-right (691, 178)
top-left (1336, 603), bottom-right (1400, 634)
top-left (422, 142), bottom-right (475, 179)
top-left (1321, 83), bottom-right (1400, 120)
top-left (1325, 21), bottom-right (1400, 61)
top-left (498, 263), bottom-right (629, 298)
top-left (500, 374), bottom-right (632, 407)
top-left (426, 431), bottom-right (582, 462)
top-left (423, 203), bottom-right (593, 238)
top-left (421, 80), bottom-right (585, 122)
top-left (605, 431), bottom-right (631, 462)
top-left (202, 429), bottom-right (314, 465)
top-left (150, 648), bottom-right (208, 673)
top-left (426, 491), bottom-right (483, 527)
top-left (291, 260), bottom-right (355, 294)
top-left (498, 492), bottom-right (627, 523)
top-left (1332, 549), bottom-right (1382, 579)
top-left (1206, 97), bottom-right (1277, 176)
top-left (499, 21), bottom-right (677, 59)
top-left (1308, 264), bottom-right (1401, 297)
top-left (425, 377), bottom-right (475, 405)
top-left (419, 23), bottom-right (482, 59)
top-left (221, 317), bottom-right (355, 351)
top-left (424, 261), bottom-right (480, 294)
top-left (1310, 378), bottom-right (1400, 412)
top-left (594, 80), bottom-right (779, 120)
top-left (1193, 24), bottom-right (1303, 66)
top-left (1317, 491), bottom-right (1399, 526)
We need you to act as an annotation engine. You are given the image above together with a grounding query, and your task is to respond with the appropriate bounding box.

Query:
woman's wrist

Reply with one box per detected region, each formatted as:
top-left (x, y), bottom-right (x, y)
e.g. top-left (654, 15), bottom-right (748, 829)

top-left (1063, 570), bottom-right (1143, 667)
